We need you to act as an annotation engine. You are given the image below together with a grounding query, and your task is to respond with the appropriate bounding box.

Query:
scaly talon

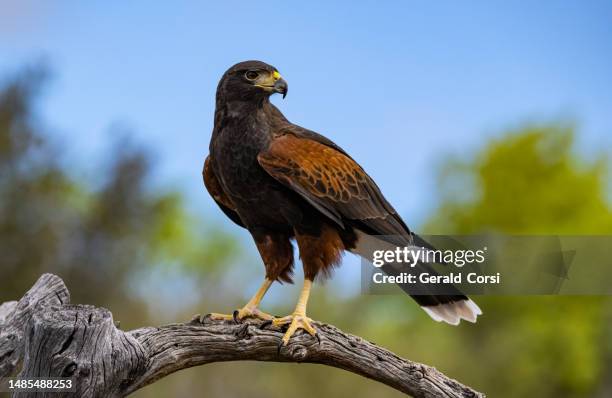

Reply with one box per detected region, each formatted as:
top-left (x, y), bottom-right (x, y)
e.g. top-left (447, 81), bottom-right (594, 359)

top-left (208, 278), bottom-right (274, 323)
top-left (270, 315), bottom-right (293, 327)
top-left (271, 313), bottom-right (318, 345)
top-left (270, 279), bottom-right (318, 346)
top-left (209, 305), bottom-right (274, 322)
top-left (208, 312), bottom-right (235, 321)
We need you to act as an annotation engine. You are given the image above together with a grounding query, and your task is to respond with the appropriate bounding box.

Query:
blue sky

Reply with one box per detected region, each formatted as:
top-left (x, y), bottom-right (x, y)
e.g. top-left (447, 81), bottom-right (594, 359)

top-left (1, 0), bottom-right (611, 229)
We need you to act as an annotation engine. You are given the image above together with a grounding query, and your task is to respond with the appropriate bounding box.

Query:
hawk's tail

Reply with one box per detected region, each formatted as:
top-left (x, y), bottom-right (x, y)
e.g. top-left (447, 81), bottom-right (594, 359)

top-left (349, 230), bottom-right (482, 325)
top-left (410, 293), bottom-right (482, 325)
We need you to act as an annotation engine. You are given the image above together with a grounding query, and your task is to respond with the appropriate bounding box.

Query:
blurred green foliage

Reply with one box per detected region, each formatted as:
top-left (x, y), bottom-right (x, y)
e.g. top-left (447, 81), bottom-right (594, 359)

top-left (426, 124), bottom-right (612, 233)
top-left (2, 68), bottom-right (611, 397)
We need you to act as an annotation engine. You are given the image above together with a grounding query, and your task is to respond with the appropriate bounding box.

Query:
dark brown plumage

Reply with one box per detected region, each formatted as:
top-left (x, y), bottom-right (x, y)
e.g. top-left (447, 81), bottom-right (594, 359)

top-left (204, 60), bottom-right (481, 344)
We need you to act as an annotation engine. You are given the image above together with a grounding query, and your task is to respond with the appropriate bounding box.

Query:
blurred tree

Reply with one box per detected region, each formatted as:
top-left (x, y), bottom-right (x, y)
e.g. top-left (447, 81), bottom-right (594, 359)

top-left (0, 67), bottom-right (238, 327)
top-left (423, 125), bottom-right (612, 398)
top-left (426, 124), bottom-right (612, 233)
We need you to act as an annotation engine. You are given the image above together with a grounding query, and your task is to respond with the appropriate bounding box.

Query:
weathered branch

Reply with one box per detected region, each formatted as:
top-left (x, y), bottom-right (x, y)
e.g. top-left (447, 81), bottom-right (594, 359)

top-left (0, 274), bottom-right (484, 397)
top-left (0, 274), bottom-right (70, 377)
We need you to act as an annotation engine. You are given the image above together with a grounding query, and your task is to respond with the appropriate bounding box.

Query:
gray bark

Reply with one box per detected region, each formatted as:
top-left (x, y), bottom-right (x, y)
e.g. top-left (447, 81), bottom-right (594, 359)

top-left (0, 274), bottom-right (484, 398)
top-left (0, 274), bottom-right (70, 378)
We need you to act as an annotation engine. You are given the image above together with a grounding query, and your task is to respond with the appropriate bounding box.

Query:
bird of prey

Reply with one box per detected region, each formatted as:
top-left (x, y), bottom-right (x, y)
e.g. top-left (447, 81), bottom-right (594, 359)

top-left (204, 60), bottom-right (481, 346)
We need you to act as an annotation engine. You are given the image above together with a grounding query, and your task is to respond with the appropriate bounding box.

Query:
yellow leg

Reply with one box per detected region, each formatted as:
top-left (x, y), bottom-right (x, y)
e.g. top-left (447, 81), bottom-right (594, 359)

top-left (209, 278), bottom-right (274, 321)
top-left (270, 279), bottom-right (317, 345)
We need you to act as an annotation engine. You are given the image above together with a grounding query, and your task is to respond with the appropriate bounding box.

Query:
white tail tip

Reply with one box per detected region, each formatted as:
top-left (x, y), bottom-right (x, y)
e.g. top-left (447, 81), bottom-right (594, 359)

top-left (422, 299), bottom-right (482, 325)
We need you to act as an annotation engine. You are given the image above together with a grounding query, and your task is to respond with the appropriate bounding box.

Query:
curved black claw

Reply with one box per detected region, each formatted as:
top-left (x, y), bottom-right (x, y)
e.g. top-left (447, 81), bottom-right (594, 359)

top-left (232, 310), bottom-right (240, 324)
top-left (277, 341), bottom-right (284, 356)
top-left (259, 319), bottom-right (273, 330)
top-left (315, 333), bottom-right (321, 345)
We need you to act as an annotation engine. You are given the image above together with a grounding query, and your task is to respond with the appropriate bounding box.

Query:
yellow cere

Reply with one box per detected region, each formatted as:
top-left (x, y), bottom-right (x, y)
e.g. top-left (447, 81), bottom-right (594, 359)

top-left (273, 71), bottom-right (281, 80)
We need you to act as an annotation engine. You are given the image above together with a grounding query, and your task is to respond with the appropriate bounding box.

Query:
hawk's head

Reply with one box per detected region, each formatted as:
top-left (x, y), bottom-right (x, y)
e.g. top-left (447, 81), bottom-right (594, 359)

top-left (216, 60), bottom-right (288, 102)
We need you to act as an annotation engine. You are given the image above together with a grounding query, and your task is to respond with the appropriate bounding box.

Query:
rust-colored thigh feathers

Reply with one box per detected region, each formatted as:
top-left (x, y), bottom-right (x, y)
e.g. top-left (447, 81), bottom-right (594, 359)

top-left (294, 224), bottom-right (345, 280)
top-left (253, 232), bottom-right (295, 283)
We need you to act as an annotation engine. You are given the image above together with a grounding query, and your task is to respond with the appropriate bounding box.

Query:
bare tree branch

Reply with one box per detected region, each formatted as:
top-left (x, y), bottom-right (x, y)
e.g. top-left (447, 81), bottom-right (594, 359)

top-left (0, 274), bottom-right (69, 378)
top-left (0, 274), bottom-right (484, 398)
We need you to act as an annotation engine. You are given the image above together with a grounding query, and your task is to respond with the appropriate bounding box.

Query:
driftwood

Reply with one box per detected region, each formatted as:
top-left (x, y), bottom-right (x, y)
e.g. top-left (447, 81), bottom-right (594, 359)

top-left (0, 274), bottom-right (484, 398)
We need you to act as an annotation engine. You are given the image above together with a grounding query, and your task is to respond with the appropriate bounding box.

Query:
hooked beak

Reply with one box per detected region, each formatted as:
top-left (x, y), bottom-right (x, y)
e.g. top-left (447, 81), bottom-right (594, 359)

top-left (274, 78), bottom-right (288, 99)
top-left (255, 70), bottom-right (288, 98)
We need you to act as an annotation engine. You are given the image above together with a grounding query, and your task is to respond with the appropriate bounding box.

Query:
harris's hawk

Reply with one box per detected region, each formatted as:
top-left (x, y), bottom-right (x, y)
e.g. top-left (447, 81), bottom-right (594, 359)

top-left (204, 60), bottom-right (481, 345)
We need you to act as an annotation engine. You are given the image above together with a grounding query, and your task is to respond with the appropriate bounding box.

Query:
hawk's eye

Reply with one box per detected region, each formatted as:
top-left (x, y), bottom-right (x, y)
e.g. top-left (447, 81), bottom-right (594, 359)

top-left (245, 71), bottom-right (259, 80)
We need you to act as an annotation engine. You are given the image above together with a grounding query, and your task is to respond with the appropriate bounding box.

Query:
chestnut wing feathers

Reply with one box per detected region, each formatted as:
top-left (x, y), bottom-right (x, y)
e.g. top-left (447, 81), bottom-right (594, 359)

top-left (203, 156), bottom-right (245, 228)
top-left (257, 134), bottom-right (413, 242)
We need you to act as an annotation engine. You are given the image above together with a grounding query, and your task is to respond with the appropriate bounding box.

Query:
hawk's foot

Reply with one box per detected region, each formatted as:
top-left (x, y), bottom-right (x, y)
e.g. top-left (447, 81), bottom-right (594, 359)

top-left (209, 305), bottom-right (274, 322)
top-left (209, 279), bottom-right (275, 322)
top-left (269, 312), bottom-right (318, 346)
